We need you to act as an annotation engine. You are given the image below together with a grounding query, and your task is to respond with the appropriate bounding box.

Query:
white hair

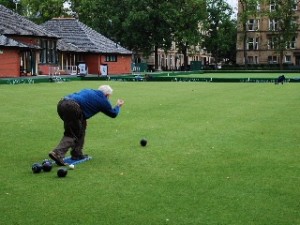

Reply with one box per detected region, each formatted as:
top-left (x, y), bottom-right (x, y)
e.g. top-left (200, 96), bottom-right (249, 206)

top-left (98, 85), bottom-right (113, 95)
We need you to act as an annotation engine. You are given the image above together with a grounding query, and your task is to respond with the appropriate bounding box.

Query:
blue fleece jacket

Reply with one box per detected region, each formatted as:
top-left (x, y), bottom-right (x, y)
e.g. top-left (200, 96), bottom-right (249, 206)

top-left (65, 89), bottom-right (120, 119)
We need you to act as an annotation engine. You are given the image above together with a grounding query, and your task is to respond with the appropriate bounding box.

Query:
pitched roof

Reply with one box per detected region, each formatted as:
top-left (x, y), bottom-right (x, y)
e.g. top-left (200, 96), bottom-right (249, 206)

top-left (57, 39), bottom-right (84, 52)
top-left (0, 34), bottom-right (40, 48)
top-left (0, 34), bottom-right (27, 47)
top-left (0, 4), bottom-right (59, 38)
top-left (42, 18), bottom-right (132, 54)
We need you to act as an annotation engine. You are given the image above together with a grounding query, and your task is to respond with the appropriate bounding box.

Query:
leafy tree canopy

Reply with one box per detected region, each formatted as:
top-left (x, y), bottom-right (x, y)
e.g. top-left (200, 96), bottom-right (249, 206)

top-left (203, 0), bottom-right (236, 63)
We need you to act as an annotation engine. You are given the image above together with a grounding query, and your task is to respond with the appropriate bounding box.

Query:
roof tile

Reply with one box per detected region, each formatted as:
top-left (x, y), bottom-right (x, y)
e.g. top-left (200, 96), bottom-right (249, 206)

top-left (42, 18), bottom-right (131, 54)
top-left (0, 4), bottom-right (59, 38)
top-left (0, 34), bottom-right (40, 48)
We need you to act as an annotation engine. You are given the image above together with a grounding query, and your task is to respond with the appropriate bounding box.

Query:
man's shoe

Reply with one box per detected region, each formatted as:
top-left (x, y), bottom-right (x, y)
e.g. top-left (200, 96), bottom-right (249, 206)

top-left (71, 154), bottom-right (88, 161)
top-left (48, 152), bottom-right (66, 166)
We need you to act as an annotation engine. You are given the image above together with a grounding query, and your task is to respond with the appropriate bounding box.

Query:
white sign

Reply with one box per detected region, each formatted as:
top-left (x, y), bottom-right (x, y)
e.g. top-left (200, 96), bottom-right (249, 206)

top-left (100, 64), bottom-right (108, 76)
top-left (78, 63), bottom-right (87, 75)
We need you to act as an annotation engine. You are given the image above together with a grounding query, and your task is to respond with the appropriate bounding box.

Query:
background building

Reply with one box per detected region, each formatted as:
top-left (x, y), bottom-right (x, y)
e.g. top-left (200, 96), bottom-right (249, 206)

top-left (136, 42), bottom-right (212, 72)
top-left (236, 0), bottom-right (300, 66)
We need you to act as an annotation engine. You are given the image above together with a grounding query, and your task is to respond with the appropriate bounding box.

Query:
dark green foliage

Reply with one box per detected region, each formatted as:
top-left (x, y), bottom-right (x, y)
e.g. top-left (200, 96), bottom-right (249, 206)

top-left (203, 0), bottom-right (236, 63)
top-left (20, 0), bottom-right (69, 24)
top-left (0, 0), bottom-right (15, 10)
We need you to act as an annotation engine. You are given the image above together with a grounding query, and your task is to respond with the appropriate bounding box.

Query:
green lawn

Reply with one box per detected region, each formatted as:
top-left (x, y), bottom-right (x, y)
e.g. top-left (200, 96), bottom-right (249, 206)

top-left (181, 72), bottom-right (300, 78)
top-left (0, 81), bottom-right (299, 225)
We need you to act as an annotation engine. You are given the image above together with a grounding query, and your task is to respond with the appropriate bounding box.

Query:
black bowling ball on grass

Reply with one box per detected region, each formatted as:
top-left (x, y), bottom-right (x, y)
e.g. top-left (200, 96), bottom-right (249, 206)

top-left (57, 167), bottom-right (68, 178)
top-left (140, 138), bottom-right (147, 147)
top-left (42, 160), bottom-right (53, 172)
top-left (32, 163), bottom-right (43, 173)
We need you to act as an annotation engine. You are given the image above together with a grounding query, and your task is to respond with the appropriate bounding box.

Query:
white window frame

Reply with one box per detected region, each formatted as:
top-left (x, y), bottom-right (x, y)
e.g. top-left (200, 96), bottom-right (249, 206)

top-left (269, 19), bottom-right (278, 31)
top-left (247, 37), bottom-right (259, 50)
top-left (256, 1), bottom-right (261, 11)
top-left (268, 37), bottom-right (277, 49)
top-left (247, 19), bottom-right (259, 31)
top-left (287, 37), bottom-right (296, 49)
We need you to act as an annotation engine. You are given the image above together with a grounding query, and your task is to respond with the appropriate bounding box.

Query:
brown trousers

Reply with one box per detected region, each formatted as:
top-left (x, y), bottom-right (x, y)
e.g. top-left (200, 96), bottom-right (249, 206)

top-left (53, 99), bottom-right (87, 158)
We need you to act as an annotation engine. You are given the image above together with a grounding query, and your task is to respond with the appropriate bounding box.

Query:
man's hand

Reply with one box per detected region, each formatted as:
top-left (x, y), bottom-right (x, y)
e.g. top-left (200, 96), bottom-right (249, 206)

top-left (117, 99), bottom-right (124, 107)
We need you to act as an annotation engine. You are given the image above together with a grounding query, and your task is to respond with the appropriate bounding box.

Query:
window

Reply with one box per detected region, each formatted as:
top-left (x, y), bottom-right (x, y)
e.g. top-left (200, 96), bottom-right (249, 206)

top-left (105, 55), bottom-right (117, 62)
top-left (247, 19), bottom-right (259, 31)
top-left (287, 37), bottom-right (296, 49)
top-left (40, 39), bottom-right (57, 64)
top-left (247, 37), bottom-right (259, 50)
top-left (48, 41), bottom-right (56, 63)
top-left (248, 56), bottom-right (254, 64)
top-left (268, 56), bottom-right (277, 63)
top-left (248, 0), bottom-right (260, 11)
top-left (268, 37), bottom-right (277, 49)
top-left (269, 19), bottom-right (278, 31)
top-left (256, 2), bottom-right (261, 11)
top-left (289, 19), bottom-right (298, 31)
top-left (285, 55), bottom-right (292, 63)
top-left (270, 0), bottom-right (276, 11)
top-left (292, 0), bottom-right (297, 10)
top-left (40, 40), bottom-right (46, 63)
top-left (248, 56), bottom-right (259, 64)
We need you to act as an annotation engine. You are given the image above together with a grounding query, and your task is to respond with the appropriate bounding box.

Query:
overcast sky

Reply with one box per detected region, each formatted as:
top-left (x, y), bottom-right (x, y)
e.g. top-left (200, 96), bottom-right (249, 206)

top-left (227, 0), bottom-right (237, 9)
top-left (226, 0), bottom-right (238, 17)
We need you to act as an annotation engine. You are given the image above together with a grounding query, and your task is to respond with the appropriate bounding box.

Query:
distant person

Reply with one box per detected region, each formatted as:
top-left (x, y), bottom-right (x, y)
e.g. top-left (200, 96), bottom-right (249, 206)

top-left (48, 85), bottom-right (124, 165)
top-left (275, 75), bottom-right (286, 84)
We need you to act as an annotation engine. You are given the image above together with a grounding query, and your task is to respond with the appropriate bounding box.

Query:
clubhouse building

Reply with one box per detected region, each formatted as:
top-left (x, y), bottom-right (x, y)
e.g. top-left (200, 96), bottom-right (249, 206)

top-left (0, 4), bottom-right (132, 78)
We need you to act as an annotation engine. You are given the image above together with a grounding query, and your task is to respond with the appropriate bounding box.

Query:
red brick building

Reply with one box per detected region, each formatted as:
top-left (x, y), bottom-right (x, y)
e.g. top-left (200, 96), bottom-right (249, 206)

top-left (0, 5), bottom-right (132, 78)
top-left (42, 18), bottom-right (132, 76)
top-left (0, 5), bottom-right (59, 78)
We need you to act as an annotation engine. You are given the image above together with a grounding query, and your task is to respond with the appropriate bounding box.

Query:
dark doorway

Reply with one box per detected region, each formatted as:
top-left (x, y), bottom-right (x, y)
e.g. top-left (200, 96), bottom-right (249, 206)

top-left (295, 56), bottom-right (300, 66)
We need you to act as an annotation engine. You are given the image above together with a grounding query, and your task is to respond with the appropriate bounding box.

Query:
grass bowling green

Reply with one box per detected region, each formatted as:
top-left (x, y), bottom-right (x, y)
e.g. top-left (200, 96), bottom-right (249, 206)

top-left (0, 79), bottom-right (299, 225)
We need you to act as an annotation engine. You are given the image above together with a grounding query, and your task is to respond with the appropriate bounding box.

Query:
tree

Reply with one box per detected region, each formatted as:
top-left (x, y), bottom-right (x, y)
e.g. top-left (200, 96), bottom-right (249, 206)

top-left (69, 0), bottom-right (176, 70)
top-left (0, 0), bottom-right (16, 10)
top-left (204, 0), bottom-right (236, 65)
top-left (120, 1), bottom-right (173, 59)
top-left (223, 18), bottom-right (237, 63)
top-left (0, 0), bottom-right (23, 13)
top-left (21, 0), bottom-right (69, 24)
top-left (171, 0), bottom-right (207, 70)
top-left (120, 0), bottom-right (206, 70)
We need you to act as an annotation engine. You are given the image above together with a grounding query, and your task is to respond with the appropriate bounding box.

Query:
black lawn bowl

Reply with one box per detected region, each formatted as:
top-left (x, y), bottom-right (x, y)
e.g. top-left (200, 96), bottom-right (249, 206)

top-left (140, 138), bottom-right (147, 147)
top-left (42, 160), bottom-right (53, 172)
top-left (57, 168), bottom-right (68, 178)
top-left (32, 163), bottom-right (43, 174)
